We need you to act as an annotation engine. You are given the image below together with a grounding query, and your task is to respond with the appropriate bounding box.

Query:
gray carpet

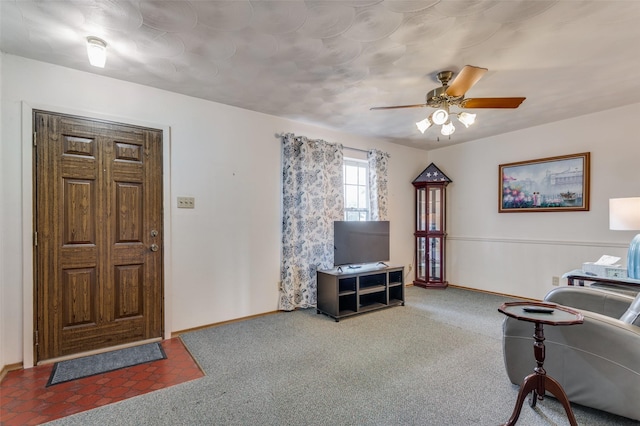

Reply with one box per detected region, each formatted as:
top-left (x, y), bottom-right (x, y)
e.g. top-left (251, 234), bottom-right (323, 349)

top-left (45, 287), bottom-right (639, 425)
top-left (47, 342), bottom-right (166, 386)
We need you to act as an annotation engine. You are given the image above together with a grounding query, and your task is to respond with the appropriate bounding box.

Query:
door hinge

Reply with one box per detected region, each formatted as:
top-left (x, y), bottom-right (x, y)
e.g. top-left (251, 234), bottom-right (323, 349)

top-left (34, 231), bottom-right (38, 246)
top-left (33, 131), bottom-right (37, 146)
top-left (34, 330), bottom-right (39, 346)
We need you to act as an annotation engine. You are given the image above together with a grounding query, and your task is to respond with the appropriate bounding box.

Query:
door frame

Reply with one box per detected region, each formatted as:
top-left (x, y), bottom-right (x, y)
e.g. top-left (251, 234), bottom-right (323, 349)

top-left (21, 101), bottom-right (173, 368)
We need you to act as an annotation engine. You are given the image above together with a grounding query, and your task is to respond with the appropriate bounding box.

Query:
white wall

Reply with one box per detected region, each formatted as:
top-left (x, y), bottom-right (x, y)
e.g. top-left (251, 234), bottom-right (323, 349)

top-left (430, 103), bottom-right (640, 299)
top-left (0, 54), bottom-right (427, 367)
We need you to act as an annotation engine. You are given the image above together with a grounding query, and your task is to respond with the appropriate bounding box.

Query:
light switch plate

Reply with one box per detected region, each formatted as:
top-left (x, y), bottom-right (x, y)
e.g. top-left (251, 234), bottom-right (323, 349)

top-left (177, 196), bottom-right (195, 209)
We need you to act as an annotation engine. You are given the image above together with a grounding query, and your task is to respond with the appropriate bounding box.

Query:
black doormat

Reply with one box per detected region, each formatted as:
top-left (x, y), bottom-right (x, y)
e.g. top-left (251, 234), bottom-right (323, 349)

top-left (47, 342), bottom-right (166, 386)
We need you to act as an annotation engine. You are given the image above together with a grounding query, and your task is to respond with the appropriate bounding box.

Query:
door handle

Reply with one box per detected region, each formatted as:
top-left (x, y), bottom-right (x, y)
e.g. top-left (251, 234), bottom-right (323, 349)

top-left (150, 244), bottom-right (159, 252)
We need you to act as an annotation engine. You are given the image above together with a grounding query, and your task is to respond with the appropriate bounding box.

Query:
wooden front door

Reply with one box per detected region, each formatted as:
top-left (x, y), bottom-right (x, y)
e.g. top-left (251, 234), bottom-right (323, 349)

top-left (34, 111), bottom-right (164, 362)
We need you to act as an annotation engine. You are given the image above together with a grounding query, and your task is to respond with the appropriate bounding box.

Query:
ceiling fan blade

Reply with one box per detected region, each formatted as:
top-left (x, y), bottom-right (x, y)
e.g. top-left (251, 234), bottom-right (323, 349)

top-left (370, 104), bottom-right (427, 110)
top-left (445, 65), bottom-right (488, 98)
top-left (461, 97), bottom-right (526, 108)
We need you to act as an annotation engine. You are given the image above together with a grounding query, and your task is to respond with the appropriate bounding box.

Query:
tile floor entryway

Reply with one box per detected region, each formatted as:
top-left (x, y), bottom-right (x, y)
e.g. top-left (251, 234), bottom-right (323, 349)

top-left (0, 338), bottom-right (204, 425)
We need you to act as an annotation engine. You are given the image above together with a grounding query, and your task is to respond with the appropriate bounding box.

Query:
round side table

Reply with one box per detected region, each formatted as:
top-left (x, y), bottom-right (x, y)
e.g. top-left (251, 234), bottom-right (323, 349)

top-left (498, 301), bottom-right (584, 426)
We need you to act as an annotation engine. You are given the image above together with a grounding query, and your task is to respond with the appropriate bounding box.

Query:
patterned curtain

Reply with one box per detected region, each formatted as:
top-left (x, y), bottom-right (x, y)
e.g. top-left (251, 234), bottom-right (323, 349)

top-left (280, 133), bottom-right (344, 311)
top-left (368, 149), bottom-right (390, 221)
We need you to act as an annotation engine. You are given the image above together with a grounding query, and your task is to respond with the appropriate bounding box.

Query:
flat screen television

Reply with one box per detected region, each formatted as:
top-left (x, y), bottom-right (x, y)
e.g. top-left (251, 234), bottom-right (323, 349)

top-left (333, 220), bottom-right (390, 267)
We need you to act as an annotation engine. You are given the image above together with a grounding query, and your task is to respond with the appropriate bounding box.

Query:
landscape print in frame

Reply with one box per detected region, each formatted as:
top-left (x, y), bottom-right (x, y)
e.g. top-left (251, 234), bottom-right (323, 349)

top-left (499, 152), bottom-right (590, 213)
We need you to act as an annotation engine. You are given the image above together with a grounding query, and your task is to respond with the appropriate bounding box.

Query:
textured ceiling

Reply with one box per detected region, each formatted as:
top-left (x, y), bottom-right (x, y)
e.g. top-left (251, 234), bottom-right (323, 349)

top-left (2, 1), bottom-right (640, 149)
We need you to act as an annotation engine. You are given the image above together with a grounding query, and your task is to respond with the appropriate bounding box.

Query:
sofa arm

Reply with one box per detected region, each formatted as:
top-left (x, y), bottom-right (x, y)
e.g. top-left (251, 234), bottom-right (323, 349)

top-left (544, 286), bottom-right (634, 318)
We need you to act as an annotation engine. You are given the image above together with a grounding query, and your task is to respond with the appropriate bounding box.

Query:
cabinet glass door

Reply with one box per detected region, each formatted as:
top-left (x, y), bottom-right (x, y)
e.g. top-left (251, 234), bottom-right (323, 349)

top-left (416, 188), bottom-right (427, 231)
top-left (428, 237), bottom-right (442, 281)
top-left (427, 187), bottom-right (442, 231)
top-left (417, 236), bottom-right (443, 282)
top-left (416, 237), bottom-right (427, 281)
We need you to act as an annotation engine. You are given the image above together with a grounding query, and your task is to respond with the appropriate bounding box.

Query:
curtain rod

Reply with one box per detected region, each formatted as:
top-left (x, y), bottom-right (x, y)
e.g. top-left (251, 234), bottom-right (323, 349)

top-left (276, 133), bottom-right (372, 155)
top-left (344, 146), bottom-right (370, 154)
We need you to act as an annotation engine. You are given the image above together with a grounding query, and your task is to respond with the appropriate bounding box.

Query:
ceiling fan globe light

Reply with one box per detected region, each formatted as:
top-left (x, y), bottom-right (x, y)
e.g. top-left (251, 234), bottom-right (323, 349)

top-left (416, 118), bottom-right (432, 134)
top-left (431, 109), bottom-right (449, 125)
top-left (458, 112), bottom-right (476, 128)
top-left (441, 122), bottom-right (455, 136)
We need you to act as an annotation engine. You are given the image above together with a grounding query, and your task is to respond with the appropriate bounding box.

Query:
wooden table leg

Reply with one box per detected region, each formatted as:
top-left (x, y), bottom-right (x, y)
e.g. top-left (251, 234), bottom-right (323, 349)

top-left (542, 375), bottom-right (578, 426)
top-left (502, 321), bottom-right (578, 426)
top-left (501, 372), bottom-right (539, 426)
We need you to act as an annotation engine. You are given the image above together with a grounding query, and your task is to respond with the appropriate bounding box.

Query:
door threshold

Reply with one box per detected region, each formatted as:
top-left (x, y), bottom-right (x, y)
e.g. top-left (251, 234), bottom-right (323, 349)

top-left (37, 337), bottom-right (163, 366)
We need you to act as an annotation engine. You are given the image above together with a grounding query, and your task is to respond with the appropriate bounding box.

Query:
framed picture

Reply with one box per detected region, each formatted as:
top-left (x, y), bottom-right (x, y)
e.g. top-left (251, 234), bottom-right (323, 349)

top-left (499, 152), bottom-right (590, 213)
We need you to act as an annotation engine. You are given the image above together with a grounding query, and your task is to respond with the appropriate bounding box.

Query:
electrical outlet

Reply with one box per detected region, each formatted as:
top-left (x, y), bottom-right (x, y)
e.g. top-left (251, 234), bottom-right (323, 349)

top-left (177, 196), bottom-right (195, 209)
top-left (552, 276), bottom-right (560, 286)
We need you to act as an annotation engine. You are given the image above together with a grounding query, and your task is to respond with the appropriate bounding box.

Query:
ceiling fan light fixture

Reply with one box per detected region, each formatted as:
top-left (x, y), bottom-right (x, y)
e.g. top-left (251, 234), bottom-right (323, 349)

top-left (457, 112), bottom-right (476, 128)
top-left (430, 108), bottom-right (449, 125)
top-left (416, 117), bottom-right (432, 134)
top-left (441, 121), bottom-right (455, 136)
top-left (369, 66), bottom-right (525, 140)
top-left (86, 36), bottom-right (107, 68)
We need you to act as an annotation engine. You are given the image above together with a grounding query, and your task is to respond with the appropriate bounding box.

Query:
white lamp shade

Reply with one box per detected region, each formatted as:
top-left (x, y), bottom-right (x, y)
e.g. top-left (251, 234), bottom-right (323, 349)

top-left (86, 37), bottom-right (107, 68)
top-left (440, 121), bottom-right (455, 136)
top-left (430, 109), bottom-right (449, 125)
top-left (416, 118), bottom-right (432, 134)
top-left (609, 197), bottom-right (640, 230)
top-left (457, 112), bottom-right (476, 128)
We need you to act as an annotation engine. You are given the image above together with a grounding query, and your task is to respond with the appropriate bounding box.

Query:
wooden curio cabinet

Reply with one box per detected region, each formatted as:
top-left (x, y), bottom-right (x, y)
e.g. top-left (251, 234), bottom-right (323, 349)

top-left (412, 163), bottom-right (451, 289)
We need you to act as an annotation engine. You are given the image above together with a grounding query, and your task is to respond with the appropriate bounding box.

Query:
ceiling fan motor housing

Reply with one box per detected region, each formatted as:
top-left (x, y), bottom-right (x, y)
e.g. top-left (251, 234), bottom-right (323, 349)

top-left (425, 86), bottom-right (464, 108)
top-left (437, 70), bottom-right (454, 85)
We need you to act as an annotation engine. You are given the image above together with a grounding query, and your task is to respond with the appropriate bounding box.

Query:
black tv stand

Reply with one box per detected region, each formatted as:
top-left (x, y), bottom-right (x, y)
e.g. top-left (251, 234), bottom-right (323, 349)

top-left (316, 265), bottom-right (404, 322)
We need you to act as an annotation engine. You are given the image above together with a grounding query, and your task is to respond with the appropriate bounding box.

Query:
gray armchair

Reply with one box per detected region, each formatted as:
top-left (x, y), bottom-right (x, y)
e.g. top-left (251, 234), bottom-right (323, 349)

top-left (502, 286), bottom-right (640, 421)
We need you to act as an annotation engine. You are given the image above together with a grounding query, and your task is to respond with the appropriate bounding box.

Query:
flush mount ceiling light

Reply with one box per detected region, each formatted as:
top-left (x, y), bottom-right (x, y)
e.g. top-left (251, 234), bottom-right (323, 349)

top-left (86, 36), bottom-right (107, 68)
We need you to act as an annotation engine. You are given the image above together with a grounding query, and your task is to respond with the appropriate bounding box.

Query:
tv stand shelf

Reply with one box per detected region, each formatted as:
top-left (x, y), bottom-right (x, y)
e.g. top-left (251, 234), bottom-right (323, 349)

top-left (317, 265), bottom-right (405, 322)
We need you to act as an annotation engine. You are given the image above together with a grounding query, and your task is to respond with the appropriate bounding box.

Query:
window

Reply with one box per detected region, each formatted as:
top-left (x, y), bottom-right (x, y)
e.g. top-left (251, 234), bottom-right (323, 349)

top-left (343, 158), bottom-right (369, 221)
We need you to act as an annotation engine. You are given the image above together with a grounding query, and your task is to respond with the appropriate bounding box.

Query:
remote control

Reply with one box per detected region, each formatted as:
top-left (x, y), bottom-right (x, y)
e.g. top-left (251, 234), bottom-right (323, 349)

top-left (523, 307), bottom-right (554, 314)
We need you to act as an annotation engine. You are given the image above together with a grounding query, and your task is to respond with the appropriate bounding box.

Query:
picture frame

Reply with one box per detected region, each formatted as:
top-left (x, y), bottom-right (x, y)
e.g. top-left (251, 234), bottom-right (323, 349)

top-left (499, 152), bottom-right (590, 213)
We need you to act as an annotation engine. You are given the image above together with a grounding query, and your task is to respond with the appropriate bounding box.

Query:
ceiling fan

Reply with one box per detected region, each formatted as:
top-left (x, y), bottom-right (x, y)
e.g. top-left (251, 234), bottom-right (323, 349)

top-left (370, 65), bottom-right (526, 136)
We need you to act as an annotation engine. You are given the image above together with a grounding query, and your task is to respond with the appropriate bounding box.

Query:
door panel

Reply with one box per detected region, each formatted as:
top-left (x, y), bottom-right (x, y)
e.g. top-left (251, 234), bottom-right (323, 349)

top-left (34, 111), bottom-right (163, 362)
